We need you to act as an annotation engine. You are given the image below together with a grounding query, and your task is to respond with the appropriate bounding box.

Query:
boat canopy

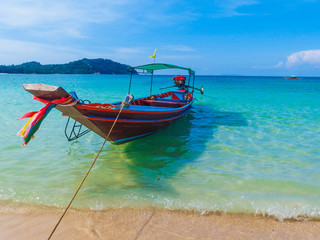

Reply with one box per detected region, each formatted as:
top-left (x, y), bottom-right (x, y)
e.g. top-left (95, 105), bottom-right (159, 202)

top-left (129, 63), bottom-right (195, 75)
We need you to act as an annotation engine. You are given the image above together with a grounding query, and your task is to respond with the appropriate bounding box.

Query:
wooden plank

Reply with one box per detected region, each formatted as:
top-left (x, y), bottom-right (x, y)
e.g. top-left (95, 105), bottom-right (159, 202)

top-left (23, 84), bottom-right (69, 101)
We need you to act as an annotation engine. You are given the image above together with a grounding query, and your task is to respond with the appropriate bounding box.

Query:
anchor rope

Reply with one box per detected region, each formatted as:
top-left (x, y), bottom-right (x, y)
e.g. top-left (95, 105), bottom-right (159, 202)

top-left (48, 101), bottom-right (126, 240)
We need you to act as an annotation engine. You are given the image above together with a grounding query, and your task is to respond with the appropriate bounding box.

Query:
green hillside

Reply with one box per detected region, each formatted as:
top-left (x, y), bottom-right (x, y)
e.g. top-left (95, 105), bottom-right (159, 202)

top-left (0, 58), bottom-right (136, 74)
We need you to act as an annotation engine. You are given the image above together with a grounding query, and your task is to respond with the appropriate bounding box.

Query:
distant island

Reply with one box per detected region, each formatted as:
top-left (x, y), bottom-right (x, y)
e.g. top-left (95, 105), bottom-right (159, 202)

top-left (0, 58), bottom-right (136, 74)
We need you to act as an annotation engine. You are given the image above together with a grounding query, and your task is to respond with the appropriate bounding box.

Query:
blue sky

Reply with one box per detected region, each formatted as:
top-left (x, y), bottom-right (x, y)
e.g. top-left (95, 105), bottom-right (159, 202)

top-left (0, 0), bottom-right (320, 75)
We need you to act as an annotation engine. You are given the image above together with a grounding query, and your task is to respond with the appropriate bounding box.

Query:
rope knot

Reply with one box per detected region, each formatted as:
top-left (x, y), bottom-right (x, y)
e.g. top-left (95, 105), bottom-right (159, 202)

top-left (121, 94), bottom-right (134, 108)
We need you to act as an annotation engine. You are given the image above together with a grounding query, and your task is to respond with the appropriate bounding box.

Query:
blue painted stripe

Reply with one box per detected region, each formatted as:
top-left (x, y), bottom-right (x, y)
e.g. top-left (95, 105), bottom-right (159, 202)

top-left (112, 99), bottom-right (194, 112)
top-left (86, 105), bottom-right (191, 123)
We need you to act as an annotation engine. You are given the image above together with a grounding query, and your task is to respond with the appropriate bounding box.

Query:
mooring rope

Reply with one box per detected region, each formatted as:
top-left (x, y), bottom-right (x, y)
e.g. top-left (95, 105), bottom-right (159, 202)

top-left (48, 101), bottom-right (126, 240)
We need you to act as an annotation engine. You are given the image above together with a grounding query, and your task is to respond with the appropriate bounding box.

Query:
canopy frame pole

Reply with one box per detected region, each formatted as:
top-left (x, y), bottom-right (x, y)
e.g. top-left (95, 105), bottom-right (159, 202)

top-left (128, 71), bottom-right (133, 94)
top-left (192, 74), bottom-right (195, 95)
top-left (150, 71), bottom-right (154, 96)
top-left (187, 73), bottom-right (191, 93)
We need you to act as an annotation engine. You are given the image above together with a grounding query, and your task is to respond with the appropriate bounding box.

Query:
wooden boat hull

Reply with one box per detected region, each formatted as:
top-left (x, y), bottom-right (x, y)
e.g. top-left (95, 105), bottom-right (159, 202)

top-left (87, 113), bottom-right (187, 143)
top-left (23, 84), bottom-right (194, 144)
top-left (74, 101), bottom-right (193, 143)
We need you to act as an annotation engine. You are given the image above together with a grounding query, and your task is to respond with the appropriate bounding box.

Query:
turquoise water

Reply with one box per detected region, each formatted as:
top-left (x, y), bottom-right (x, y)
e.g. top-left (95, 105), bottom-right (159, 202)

top-left (0, 74), bottom-right (320, 220)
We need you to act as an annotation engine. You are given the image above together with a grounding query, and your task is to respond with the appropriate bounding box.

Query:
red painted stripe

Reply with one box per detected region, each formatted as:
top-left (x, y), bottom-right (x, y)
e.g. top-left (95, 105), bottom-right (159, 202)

top-left (86, 111), bottom-right (188, 123)
top-left (76, 100), bottom-right (193, 114)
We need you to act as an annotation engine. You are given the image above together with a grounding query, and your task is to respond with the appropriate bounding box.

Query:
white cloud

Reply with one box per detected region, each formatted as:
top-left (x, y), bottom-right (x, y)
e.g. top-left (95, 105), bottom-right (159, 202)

top-left (0, 0), bottom-right (127, 38)
top-left (0, 38), bottom-right (149, 66)
top-left (213, 0), bottom-right (259, 17)
top-left (286, 50), bottom-right (320, 66)
top-left (166, 45), bottom-right (194, 52)
top-left (274, 61), bottom-right (284, 68)
top-left (161, 54), bottom-right (202, 60)
top-left (274, 50), bottom-right (320, 68)
top-left (106, 47), bottom-right (145, 62)
top-left (0, 0), bottom-right (259, 41)
top-left (113, 47), bottom-right (143, 55)
top-left (0, 39), bottom-right (101, 64)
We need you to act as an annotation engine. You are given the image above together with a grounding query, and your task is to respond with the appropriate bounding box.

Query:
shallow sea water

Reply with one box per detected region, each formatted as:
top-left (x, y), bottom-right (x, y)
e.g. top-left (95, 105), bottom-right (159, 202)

top-left (0, 74), bottom-right (319, 220)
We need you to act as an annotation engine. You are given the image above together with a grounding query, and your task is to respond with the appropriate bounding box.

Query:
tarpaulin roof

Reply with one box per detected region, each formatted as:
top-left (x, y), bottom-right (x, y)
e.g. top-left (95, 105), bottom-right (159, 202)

top-left (129, 63), bottom-right (195, 75)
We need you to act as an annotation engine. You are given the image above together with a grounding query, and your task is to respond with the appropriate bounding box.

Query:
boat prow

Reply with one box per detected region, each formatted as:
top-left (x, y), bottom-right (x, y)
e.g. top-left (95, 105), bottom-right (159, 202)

top-left (23, 84), bottom-right (69, 100)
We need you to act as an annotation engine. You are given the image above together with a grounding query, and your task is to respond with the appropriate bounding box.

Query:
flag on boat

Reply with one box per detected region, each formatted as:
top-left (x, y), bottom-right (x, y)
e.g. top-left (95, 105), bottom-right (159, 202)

top-left (149, 48), bottom-right (157, 59)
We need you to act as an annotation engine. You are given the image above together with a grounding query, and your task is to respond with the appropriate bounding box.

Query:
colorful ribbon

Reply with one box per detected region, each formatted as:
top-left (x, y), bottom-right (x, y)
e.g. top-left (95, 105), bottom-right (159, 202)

top-left (17, 95), bottom-right (75, 146)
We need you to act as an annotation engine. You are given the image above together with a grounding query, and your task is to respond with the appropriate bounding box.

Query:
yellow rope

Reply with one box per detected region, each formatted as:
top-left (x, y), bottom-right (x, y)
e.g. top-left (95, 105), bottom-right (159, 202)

top-left (48, 102), bottom-right (125, 240)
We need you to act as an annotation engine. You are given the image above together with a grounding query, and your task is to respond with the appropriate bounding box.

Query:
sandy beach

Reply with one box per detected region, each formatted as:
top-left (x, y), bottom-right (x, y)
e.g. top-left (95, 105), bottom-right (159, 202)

top-left (0, 202), bottom-right (319, 240)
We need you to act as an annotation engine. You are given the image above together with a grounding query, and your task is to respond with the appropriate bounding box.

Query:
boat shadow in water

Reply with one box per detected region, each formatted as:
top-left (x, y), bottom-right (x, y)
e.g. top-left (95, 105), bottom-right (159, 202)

top-left (89, 105), bottom-right (248, 195)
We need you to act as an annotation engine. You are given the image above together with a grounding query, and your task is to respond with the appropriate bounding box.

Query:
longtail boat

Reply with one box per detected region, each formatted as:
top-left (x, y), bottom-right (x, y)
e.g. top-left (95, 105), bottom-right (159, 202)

top-left (283, 75), bottom-right (299, 79)
top-left (19, 63), bottom-right (203, 145)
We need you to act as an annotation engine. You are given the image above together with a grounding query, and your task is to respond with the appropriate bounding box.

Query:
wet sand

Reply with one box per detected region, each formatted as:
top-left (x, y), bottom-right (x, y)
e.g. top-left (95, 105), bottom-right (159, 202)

top-left (0, 203), bottom-right (319, 240)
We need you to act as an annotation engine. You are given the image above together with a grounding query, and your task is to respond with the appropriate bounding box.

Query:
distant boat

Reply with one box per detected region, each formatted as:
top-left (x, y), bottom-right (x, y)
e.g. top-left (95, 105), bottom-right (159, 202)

top-left (20, 63), bottom-right (203, 145)
top-left (283, 75), bottom-right (298, 79)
